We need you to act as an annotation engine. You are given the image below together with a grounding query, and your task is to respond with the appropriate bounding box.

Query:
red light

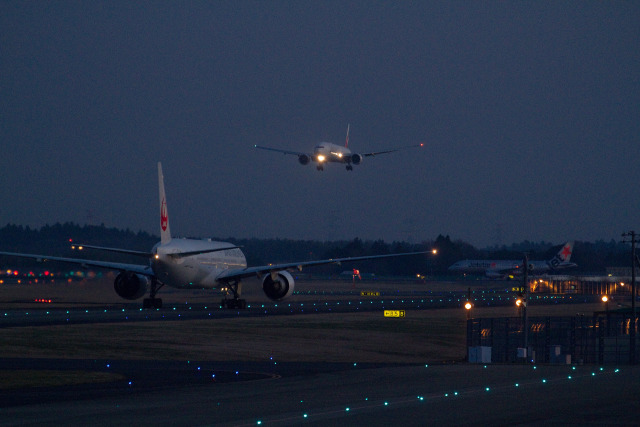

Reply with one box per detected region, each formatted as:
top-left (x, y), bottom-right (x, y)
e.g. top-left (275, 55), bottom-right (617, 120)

top-left (13, 271), bottom-right (18, 276)
top-left (44, 271), bottom-right (50, 276)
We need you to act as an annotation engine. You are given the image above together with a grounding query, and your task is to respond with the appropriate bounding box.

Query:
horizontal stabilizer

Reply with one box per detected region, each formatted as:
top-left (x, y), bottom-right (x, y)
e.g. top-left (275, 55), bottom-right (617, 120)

top-left (167, 246), bottom-right (242, 258)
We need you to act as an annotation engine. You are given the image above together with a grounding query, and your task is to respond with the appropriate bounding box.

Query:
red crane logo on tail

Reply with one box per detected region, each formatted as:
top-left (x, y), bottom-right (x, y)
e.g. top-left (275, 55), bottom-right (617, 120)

top-left (160, 198), bottom-right (168, 231)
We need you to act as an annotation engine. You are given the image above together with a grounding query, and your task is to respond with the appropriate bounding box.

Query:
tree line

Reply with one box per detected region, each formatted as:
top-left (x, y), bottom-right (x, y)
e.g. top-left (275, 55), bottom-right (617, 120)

top-left (0, 223), bottom-right (634, 277)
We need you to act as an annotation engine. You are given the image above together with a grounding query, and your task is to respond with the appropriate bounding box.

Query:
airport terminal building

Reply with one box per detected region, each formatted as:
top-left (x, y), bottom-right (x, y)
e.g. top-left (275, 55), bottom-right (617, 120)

top-left (530, 270), bottom-right (635, 297)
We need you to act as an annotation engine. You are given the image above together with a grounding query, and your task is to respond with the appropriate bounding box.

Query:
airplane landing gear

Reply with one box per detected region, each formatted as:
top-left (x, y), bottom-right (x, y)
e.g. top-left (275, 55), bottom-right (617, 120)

top-left (317, 165), bottom-right (324, 171)
top-left (143, 297), bottom-right (163, 309)
top-left (143, 278), bottom-right (164, 309)
top-left (221, 281), bottom-right (247, 309)
top-left (220, 298), bottom-right (247, 309)
top-left (346, 165), bottom-right (353, 171)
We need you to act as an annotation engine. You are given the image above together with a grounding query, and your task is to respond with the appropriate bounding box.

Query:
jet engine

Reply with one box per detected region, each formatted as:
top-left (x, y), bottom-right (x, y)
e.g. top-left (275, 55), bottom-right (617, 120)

top-left (114, 271), bottom-right (150, 300)
top-left (351, 153), bottom-right (363, 165)
top-left (298, 155), bottom-right (310, 165)
top-left (262, 270), bottom-right (295, 301)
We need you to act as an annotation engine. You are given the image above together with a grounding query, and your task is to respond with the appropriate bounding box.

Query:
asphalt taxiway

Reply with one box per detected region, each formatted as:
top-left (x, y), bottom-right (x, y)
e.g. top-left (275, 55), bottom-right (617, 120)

top-left (2, 359), bottom-right (640, 426)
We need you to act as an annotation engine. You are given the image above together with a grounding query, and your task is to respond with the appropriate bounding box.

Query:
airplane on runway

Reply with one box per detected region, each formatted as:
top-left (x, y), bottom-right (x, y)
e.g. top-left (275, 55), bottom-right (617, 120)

top-left (0, 163), bottom-right (427, 309)
top-left (254, 125), bottom-right (424, 171)
top-left (448, 241), bottom-right (577, 279)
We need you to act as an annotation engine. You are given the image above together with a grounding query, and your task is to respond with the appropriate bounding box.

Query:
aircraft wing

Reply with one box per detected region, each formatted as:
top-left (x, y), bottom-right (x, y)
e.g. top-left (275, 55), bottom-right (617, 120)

top-left (362, 143), bottom-right (424, 157)
top-left (216, 251), bottom-right (428, 282)
top-left (72, 244), bottom-right (153, 258)
top-left (254, 145), bottom-right (311, 157)
top-left (0, 251), bottom-right (152, 276)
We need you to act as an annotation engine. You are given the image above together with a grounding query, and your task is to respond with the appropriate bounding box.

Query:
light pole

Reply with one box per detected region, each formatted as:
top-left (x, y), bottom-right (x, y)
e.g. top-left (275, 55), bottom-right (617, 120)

top-left (465, 301), bottom-right (472, 319)
top-left (523, 253), bottom-right (529, 361)
top-left (622, 231), bottom-right (637, 364)
top-left (602, 294), bottom-right (610, 336)
top-left (464, 287), bottom-right (472, 320)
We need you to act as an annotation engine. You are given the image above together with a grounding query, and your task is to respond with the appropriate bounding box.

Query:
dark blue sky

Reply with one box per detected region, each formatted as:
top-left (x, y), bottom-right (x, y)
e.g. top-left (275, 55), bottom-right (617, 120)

top-left (1, 2), bottom-right (639, 248)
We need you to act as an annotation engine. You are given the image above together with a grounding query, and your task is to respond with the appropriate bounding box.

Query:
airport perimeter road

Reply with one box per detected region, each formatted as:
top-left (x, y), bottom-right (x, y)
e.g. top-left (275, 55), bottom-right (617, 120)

top-left (2, 361), bottom-right (639, 426)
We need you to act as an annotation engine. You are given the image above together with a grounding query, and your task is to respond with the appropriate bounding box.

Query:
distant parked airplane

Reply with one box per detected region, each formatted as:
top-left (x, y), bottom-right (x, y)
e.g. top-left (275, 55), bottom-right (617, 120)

top-left (0, 163), bottom-right (427, 308)
top-left (448, 242), bottom-right (577, 278)
top-left (255, 125), bottom-right (423, 170)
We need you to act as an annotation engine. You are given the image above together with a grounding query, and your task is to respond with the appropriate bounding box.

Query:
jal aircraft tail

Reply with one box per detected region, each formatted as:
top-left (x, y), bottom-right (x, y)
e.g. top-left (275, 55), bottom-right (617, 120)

top-left (158, 162), bottom-right (172, 245)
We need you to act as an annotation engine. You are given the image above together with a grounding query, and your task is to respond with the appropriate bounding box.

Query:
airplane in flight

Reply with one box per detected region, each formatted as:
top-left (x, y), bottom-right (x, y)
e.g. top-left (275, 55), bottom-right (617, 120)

top-left (448, 241), bottom-right (577, 279)
top-left (254, 125), bottom-right (424, 171)
top-left (0, 163), bottom-right (428, 309)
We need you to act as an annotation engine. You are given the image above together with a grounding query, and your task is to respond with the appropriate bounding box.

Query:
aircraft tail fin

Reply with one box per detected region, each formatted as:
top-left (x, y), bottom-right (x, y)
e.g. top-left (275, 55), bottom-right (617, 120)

top-left (158, 162), bottom-right (172, 244)
top-left (557, 241), bottom-right (574, 262)
top-left (345, 124), bottom-right (350, 148)
top-left (547, 241), bottom-right (574, 268)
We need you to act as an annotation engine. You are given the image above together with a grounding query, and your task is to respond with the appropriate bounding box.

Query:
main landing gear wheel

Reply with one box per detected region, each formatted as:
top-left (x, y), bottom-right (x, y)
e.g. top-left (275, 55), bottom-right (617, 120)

top-left (142, 278), bottom-right (164, 309)
top-left (221, 281), bottom-right (247, 309)
top-left (346, 165), bottom-right (353, 171)
top-left (143, 298), bottom-right (163, 309)
top-left (220, 298), bottom-right (247, 309)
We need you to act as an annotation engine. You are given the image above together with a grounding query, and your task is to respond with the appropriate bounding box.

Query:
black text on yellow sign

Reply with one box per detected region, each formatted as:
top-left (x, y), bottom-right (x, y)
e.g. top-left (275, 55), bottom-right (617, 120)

top-left (383, 310), bottom-right (405, 318)
top-left (361, 291), bottom-right (380, 297)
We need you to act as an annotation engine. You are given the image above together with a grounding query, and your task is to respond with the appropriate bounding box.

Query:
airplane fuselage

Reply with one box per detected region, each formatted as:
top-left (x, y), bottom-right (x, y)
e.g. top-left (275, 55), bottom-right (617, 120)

top-left (448, 242), bottom-right (576, 278)
top-left (448, 260), bottom-right (519, 274)
top-left (313, 142), bottom-right (353, 164)
top-left (152, 239), bottom-right (247, 289)
top-left (449, 259), bottom-right (576, 278)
